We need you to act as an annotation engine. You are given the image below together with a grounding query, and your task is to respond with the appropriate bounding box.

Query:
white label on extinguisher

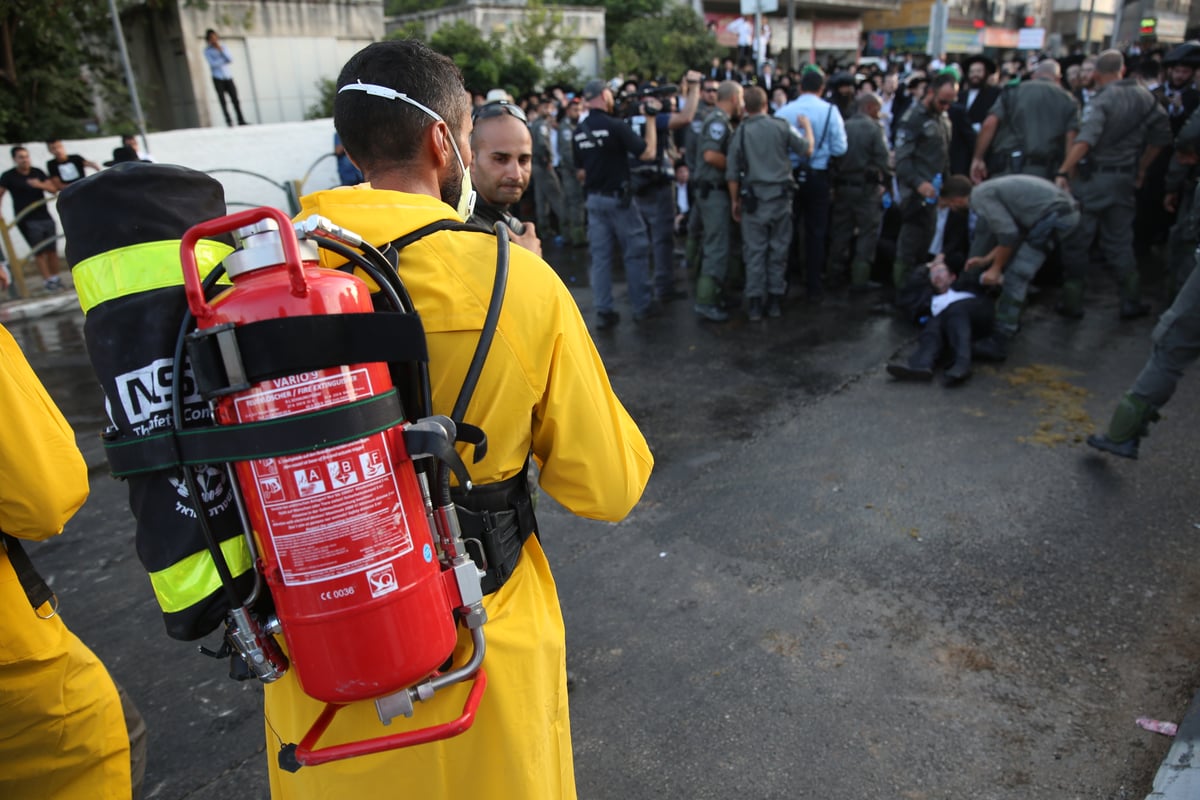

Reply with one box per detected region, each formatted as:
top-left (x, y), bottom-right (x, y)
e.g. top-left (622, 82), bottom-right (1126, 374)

top-left (235, 368), bottom-right (414, 587)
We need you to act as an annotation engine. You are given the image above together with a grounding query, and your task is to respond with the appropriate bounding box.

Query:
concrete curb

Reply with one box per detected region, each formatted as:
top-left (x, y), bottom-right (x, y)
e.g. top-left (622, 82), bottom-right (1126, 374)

top-left (0, 291), bottom-right (81, 323)
top-left (1146, 688), bottom-right (1200, 798)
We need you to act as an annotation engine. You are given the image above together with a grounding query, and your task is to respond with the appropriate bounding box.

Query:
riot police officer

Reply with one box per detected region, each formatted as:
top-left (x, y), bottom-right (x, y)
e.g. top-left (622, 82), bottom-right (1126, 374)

top-left (693, 80), bottom-right (744, 322)
top-left (829, 92), bottom-right (892, 292)
top-left (1055, 49), bottom-right (1171, 319)
top-left (892, 72), bottom-right (957, 293)
top-left (727, 85), bottom-right (811, 320)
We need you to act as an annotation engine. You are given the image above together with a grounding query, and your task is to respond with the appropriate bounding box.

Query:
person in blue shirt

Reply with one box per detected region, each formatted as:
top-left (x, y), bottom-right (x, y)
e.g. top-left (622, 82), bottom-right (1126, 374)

top-left (775, 66), bottom-right (848, 303)
top-left (333, 132), bottom-right (362, 186)
top-left (204, 29), bottom-right (248, 127)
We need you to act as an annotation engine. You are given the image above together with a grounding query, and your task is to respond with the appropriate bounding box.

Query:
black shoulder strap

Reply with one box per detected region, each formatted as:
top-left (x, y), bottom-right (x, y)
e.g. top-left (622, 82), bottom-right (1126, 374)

top-left (2, 532), bottom-right (56, 614)
top-left (389, 218), bottom-right (510, 463)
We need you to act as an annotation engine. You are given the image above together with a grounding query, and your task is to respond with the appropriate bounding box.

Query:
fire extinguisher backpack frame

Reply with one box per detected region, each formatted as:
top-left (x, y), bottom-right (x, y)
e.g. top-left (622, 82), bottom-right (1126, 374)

top-left (111, 204), bottom-right (517, 770)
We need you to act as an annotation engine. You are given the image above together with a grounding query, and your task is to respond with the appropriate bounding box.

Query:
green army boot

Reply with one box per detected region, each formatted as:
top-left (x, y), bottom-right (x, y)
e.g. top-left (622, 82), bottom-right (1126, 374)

top-left (1118, 272), bottom-right (1150, 320)
top-left (1086, 393), bottom-right (1160, 459)
top-left (694, 275), bottom-right (729, 322)
top-left (892, 260), bottom-right (909, 294)
top-left (1055, 278), bottom-right (1085, 320)
top-left (849, 260), bottom-right (877, 294)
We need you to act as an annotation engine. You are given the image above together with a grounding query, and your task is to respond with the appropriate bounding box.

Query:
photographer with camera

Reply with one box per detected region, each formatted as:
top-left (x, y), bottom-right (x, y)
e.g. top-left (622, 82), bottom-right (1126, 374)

top-left (625, 71), bottom-right (703, 302)
top-left (574, 78), bottom-right (660, 329)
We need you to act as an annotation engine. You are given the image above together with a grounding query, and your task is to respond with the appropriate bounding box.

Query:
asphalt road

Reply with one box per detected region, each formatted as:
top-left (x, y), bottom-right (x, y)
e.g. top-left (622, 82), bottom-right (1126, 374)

top-left (10, 260), bottom-right (1199, 800)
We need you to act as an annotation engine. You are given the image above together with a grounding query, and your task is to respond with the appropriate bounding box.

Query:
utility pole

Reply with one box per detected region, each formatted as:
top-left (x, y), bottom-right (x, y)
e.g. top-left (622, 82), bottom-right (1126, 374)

top-left (107, 0), bottom-right (151, 155)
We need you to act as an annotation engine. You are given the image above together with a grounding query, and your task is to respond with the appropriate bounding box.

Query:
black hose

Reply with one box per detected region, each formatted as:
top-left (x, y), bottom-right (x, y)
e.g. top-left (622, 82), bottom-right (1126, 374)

top-left (171, 264), bottom-right (245, 610)
top-left (451, 222), bottom-right (510, 422)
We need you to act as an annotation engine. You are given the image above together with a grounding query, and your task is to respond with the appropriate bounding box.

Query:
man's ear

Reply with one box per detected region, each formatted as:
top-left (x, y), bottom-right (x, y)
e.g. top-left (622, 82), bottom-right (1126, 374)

top-left (429, 121), bottom-right (453, 170)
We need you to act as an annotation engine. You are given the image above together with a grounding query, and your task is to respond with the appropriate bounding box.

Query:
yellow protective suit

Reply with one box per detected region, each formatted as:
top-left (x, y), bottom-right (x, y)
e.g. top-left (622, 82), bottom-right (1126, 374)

top-left (263, 188), bottom-right (653, 799)
top-left (0, 324), bottom-right (132, 800)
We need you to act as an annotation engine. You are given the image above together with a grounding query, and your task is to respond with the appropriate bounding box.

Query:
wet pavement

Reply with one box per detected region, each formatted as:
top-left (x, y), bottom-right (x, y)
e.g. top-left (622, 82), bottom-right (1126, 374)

top-left (10, 245), bottom-right (1200, 800)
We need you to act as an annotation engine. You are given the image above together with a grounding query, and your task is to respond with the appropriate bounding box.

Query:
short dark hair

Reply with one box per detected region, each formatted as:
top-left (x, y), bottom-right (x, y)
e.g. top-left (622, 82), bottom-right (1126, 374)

top-left (928, 72), bottom-right (958, 93)
top-left (205, 29), bottom-right (217, 39)
top-left (940, 174), bottom-right (973, 198)
top-left (799, 70), bottom-right (825, 93)
top-left (10, 145), bottom-right (26, 158)
top-left (744, 86), bottom-right (767, 113)
top-left (334, 39), bottom-right (468, 176)
top-left (45, 139), bottom-right (62, 147)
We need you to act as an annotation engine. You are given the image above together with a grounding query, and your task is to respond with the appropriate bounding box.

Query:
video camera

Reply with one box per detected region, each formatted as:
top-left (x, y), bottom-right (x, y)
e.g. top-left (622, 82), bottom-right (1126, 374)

top-left (616, 83), bottom-right (679, 118)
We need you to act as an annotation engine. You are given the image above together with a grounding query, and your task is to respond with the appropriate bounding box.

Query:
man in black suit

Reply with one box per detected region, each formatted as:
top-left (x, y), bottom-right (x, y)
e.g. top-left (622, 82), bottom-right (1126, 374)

top-left (949, 55), bottom-right (1000, 176)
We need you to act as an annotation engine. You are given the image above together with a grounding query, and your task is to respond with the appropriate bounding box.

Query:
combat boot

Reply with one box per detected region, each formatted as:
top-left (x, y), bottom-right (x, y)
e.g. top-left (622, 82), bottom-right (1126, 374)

top-left (766, 293), bottom-right (784, 318)
top-left (849, 260), bottom-right (879, 294)
top-left (1054, 278), bottom-right (1085, 320)
top-left (694, 275), bottom-right (730, 322)
top-left (1086, 393), bottom-right (1160, 459)
top-left (1118, 272), bottom-right (1150, 320)
top-left (747, 297), bottom-right (764, 322)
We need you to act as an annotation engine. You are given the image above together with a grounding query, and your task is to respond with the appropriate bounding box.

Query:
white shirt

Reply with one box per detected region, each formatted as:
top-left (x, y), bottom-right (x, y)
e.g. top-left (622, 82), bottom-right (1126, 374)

top-left (931, 288), bottom-right (975, 316)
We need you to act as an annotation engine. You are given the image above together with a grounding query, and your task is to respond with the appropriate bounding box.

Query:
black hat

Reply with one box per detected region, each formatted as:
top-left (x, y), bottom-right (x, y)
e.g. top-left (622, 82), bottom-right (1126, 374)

top-left (963, 54), bottom-right (997, 76)
top-left (1163, 41), bottom-right (1200, 68)
top-left (103, 146), bottom-right (139, 167)
top-left (828, 71), bottom-right (855, 88)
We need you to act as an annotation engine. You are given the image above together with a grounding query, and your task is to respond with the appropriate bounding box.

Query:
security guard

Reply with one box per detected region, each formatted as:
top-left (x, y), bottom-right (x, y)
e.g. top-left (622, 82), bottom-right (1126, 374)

top-left (693, 80), bottom-right (743, 322)
top-left (829, 92), bottom-right (892, 292)
top-left (970, 60), bottom-right (1080, 183)
top-left (892, 71), bottom-right (956, 294)
top-left (557, 99), bottom-right (587, 247)
top-left (727, 85), bottom-right (810, 320)
top-left (683, 79), bottom-right (719, 277)
top-left (1055, 49), bottom-right (1171, 319)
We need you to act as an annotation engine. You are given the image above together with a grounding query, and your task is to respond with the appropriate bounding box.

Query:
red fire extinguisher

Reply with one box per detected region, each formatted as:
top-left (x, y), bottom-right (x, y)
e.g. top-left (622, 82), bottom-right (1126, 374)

top-left (180, 206), bottom-right (486, 769)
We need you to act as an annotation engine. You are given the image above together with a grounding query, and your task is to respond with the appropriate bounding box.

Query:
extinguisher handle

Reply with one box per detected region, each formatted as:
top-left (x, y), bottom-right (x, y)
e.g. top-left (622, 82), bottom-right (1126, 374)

top-left (182, 206), bottom-right (306, 321)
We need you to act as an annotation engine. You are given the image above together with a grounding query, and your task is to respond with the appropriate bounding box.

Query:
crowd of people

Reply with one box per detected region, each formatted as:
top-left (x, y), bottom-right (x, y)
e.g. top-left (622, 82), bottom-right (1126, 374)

top-left (470, 42), bottom-right (1200, 458)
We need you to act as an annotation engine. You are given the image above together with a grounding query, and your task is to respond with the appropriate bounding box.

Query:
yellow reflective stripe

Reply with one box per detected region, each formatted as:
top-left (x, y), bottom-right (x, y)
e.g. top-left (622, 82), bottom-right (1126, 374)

top-left (74, 239), bottom-right (233, 315)
top-left (148, 534), bottom-right (253, 614)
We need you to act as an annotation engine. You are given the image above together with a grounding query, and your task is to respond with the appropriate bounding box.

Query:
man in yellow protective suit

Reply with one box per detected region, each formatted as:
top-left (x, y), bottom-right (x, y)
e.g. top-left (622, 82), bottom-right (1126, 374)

top-left (0, 322), bottom-right (134, 799)
top-left (269, 39), bottom-right (654, 798)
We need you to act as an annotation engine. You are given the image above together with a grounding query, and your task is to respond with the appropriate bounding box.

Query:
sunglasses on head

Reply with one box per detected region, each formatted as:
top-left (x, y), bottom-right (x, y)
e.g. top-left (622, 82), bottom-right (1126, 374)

top-left (472, 101), bottom-right (528, 123)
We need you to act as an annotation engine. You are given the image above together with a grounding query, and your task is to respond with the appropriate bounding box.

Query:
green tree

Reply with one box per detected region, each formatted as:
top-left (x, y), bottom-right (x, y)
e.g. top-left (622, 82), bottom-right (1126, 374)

top-left (0, 0), bottom-right (131, 141)
top-left (607, 4), bottom-right (718, 82)
top-left (426, 21), bottom-right (504, 93)
top-left (306, 78), bottom-right (336, 120)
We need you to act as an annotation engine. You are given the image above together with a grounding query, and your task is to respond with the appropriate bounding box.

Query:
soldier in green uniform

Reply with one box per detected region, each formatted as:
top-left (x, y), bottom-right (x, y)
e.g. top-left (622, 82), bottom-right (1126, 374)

top-left (727, 85), bottom-right (811, 321)
top-left (557, 98), bottom-right (587, 247)
top-left (892, 72), bottom-right (957, 294)
top-left (693, 80), bottom-right (743, 322)
top-left (1055, 49), bottom-right (1171, 319)
top-left (970, 60), bottom-right (1080, 183)
top-left (828, 92), bottom-right (892, 292)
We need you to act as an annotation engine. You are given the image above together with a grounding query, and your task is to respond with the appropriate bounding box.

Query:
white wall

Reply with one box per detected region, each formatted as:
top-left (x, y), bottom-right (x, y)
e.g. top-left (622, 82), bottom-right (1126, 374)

top-left (2, 120), bottom-right (344, 261)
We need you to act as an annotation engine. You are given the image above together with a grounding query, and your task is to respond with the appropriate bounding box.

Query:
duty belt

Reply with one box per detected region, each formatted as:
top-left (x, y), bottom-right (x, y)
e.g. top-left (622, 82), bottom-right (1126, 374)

top-left (834, 177), bottom-right (866, 187)
top-left (451, 458), bottom-right (539, 595)
top-left (1096, 164), bottom-right (1135, 174)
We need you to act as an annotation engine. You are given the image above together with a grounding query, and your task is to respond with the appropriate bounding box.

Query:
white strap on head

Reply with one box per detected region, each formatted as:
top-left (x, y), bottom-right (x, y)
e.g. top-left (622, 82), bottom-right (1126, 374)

top-left (337, 80), bottom-right (445, 123)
